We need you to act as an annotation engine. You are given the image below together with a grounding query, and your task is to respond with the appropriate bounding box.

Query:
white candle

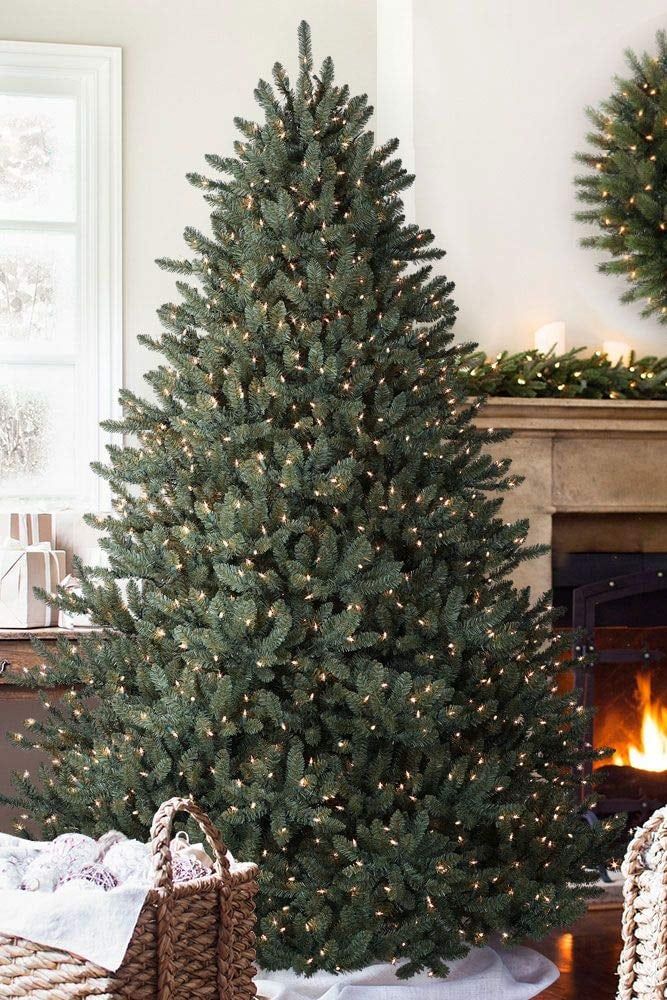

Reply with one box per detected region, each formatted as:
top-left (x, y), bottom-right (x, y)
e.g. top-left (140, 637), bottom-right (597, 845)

top-left (533, 321), bottom-right (566, 356)
top-left (602, 339), bottom-right (631, 365)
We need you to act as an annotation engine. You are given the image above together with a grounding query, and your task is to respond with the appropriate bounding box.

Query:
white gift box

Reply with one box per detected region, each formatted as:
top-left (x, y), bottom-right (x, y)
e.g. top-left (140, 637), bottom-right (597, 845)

top-left (81, 547), bottom-right (110, 569)
top-left (57, 574), bottom-right (93, 629)
top-left (0, 544), bottom-right (66, 628)
top-left (0, 513), bottom-right (55, 549)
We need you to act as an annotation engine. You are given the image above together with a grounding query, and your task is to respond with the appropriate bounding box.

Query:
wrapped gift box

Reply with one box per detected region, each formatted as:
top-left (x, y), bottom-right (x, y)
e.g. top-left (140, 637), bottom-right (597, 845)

top-left (0, 513), bottom-right (55, 549)
top-left (0, 546), bottom-right (66, 628)
top-left (57, 574), bottom-right (93, 629)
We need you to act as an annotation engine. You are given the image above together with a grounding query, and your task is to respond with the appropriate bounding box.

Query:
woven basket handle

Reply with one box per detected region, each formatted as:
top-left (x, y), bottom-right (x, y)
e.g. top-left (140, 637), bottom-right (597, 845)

top-left (150, 796), bottom-right (230, 891)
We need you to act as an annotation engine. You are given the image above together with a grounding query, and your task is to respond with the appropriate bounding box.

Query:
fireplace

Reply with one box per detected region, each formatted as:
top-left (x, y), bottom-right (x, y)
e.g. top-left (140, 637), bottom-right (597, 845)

top-left (553, 549), bottom-right (667, 826)
top-left (473, 398), bottom-right (667, 841)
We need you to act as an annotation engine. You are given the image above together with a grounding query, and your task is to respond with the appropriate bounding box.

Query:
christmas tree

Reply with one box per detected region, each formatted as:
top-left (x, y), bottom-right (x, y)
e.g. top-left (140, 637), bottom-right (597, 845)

top-left (8, 22), bottom-right (608, 977)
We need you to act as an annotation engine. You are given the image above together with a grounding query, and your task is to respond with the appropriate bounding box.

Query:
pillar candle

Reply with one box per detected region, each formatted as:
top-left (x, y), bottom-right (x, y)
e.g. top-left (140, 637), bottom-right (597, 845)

top-left (602, 340), bottom-right (631, 365)
top-left (533, 322), bottom-right (566, 356)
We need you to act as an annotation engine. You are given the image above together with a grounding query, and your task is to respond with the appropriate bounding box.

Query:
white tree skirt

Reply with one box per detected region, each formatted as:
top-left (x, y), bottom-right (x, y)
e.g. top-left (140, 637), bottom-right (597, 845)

top-left (256, 945), bottom-right (558, 1000)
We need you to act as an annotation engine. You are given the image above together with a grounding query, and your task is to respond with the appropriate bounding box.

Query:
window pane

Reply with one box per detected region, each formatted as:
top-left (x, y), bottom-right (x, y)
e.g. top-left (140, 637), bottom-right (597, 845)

top-left (0, 230), bottom-right (76, 348)
top-left (0, 363), bottom-right (75, 498)
top-left (0, 94), bottom-right (76, 222)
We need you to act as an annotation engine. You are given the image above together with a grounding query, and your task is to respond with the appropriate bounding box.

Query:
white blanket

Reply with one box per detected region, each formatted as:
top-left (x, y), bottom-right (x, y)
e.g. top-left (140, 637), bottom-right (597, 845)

top-left (0, 882), bottom-right (149, 971)
top-left (256, 945), bottom-right (559, 1000)
top-left (0, 831), bottom-right (256, 972)
top-left (0, 831), bottom-right (149, 970)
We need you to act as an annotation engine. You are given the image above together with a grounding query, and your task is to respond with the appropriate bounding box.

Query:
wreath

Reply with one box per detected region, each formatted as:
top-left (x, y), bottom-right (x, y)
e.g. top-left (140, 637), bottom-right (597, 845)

top-left (576, 30), bottom-right (667, 323)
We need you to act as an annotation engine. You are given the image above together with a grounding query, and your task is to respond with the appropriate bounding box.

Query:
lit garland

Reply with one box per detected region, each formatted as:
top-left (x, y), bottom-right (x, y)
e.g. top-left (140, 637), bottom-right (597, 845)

top-left (463, 346), bottom-right (667, 399)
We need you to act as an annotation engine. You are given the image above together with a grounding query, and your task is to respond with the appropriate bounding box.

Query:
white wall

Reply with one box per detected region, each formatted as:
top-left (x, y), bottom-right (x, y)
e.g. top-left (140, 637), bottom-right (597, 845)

top-left (414, 0), bottom-right (667, 358)
top-left (0, 0), bottom-right (377, 400)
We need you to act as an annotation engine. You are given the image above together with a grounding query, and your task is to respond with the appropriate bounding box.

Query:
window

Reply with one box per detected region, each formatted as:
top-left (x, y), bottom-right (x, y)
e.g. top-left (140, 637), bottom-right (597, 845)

top-left (0, 42), bottom-right (121, 510)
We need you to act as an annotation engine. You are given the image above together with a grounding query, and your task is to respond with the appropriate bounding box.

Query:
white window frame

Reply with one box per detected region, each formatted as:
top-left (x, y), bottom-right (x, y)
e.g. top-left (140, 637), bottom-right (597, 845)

top-left (0, 40), bottom-right (122, 511)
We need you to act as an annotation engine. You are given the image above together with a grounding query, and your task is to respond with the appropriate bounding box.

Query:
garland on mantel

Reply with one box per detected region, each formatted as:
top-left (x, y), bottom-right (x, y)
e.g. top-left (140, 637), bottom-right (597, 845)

top-left (462, 347), bottom-right (667, 399)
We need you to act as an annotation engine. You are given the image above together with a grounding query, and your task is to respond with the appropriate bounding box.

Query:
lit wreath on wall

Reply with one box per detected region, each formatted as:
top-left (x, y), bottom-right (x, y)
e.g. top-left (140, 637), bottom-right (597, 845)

top-left (576, 31), bottom-right (667, 323)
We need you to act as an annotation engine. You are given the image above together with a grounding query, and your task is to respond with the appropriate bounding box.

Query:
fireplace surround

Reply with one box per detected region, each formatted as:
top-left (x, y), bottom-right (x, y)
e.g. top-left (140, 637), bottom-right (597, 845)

top-left (475, 398), bottom-right (667, 834)
top-left (474, 398), bottom-right (667, 595)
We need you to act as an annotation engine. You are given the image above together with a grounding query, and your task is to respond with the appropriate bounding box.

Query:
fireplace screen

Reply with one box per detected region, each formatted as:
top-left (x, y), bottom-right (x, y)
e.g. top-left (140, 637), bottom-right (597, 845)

top-left (553, 552), bottom-right (667, 823)
top-left (593, 652), bottom-right (667, 773)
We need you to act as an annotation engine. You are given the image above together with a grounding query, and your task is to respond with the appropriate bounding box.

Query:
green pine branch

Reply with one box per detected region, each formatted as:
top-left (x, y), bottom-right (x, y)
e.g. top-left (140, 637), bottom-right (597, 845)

top-left (463, 346), bottom-right (667, 399)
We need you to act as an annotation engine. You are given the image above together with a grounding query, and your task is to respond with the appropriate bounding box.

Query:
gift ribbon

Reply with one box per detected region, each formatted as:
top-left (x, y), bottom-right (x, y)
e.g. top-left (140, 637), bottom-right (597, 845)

top-left (0, 540), bottom-right (51, 553)
top-left (26, 514), bottom-right (40, 547)
top-left (0, 541), bottom-right (52, 580)
top-left (0, 541), bottom-right (52, 579)
top-left (42, 550), bottom-right (54, 627)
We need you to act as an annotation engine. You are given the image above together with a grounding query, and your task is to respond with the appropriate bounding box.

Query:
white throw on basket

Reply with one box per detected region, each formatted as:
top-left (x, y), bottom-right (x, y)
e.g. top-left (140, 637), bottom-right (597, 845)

top-left (617, 805), bottom-right (667, 999)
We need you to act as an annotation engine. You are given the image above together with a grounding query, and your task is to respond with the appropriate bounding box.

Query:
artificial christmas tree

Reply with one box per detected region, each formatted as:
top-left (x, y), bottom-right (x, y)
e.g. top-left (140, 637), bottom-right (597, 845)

top-left (5, 22), bottom-right (609, 978)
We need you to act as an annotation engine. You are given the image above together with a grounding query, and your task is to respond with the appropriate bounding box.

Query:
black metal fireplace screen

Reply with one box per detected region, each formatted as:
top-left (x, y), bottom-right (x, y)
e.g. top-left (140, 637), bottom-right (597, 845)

top-left (570, 566), bottom-right (667, 819)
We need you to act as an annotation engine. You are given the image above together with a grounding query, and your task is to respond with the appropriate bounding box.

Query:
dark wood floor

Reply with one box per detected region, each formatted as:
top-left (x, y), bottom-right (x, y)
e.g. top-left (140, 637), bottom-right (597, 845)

top-left (530, 908), bottom-right (622, 999)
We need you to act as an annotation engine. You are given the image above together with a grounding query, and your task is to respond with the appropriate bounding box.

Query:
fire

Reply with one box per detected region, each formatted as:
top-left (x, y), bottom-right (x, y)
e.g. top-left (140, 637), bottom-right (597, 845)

top-left (613, 673), bottom-right (667, 772)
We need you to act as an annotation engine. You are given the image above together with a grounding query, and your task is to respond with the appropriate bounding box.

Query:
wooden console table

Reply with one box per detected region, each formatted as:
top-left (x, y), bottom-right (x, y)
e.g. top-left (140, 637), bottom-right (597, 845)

top-left (0, 627), bottom-right (92, 828)
top-left (0, 627), bottom-right (91, 696)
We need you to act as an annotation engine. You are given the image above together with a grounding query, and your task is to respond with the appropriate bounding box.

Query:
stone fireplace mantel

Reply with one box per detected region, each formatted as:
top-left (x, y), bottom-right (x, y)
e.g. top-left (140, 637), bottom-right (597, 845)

top-left (478, 397), bottom-right (667, 437)
top-left (474, 398), bottom-right (667, 594)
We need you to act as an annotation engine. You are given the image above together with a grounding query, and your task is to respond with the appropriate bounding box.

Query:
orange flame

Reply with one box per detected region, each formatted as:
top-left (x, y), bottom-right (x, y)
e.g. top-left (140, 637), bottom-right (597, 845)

top-left (613, 673), bottom-right (667, 772)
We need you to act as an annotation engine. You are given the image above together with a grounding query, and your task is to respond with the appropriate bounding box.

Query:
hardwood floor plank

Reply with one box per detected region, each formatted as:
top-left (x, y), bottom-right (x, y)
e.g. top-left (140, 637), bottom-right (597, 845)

top-left (530, 909), bottom-right (622, 999)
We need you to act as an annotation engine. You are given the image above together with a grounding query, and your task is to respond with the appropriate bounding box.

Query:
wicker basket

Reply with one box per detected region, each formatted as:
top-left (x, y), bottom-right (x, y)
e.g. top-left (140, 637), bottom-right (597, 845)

top-left (0, 796), bottom-right (258, 1000)
top-left (617, 805), bottom-right (667, 999)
